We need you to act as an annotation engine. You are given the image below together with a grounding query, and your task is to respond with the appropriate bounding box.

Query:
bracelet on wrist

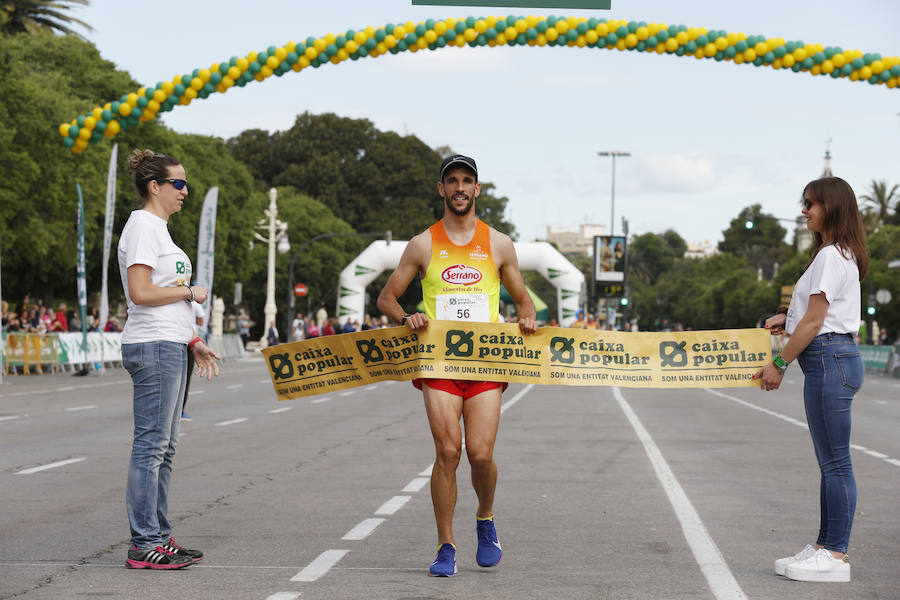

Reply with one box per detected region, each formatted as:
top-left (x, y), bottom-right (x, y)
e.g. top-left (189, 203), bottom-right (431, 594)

top-left (772, 354), bottom-right (788, 374)
top-left (181, 284), bottom-right (194, 303)
top-left (188, 336), bottom-right (202, 352)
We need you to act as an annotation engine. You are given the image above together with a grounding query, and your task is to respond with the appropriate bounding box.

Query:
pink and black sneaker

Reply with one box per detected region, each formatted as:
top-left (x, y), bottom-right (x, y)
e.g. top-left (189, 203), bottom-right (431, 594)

top-left (162, 538), bottom-right (204, 562)
top-left (125, 544), bottom-right (192, 570)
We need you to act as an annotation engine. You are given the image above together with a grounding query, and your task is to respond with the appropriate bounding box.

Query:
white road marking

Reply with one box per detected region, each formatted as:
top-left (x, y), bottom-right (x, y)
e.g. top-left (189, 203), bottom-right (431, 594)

top-left (382, 380), bottom-right (396, 385)
top-left (17, 458), bottom-right (86, 475)
top-left (339, 391), bottom-right (354, 397)
top-left (57, 386), bottom-right (79, 391)
top-left (874, 400), bottom-right (887, 405)
top-left (260, 378), bottom-right (272, 384)
top-left (226, 384), bottom-right (244, 390)
top-left (708, 389), bottom-right (900, 469)
top-left (614, 387), bottom-right (746, 600)
top-left (364, 385), bottom-right (378, 391)
top-left (374, 496), bottom-right (410, 515)
top-left (264, 593), bottom-right (301, 600)
top-left (270, 406), bottom-right (294, 414)
top-left (501, 383), bottom-right (534, 414)
top-left (418, 464), bottom-right (433, 477)
top-left (402, 477), bottom-right (430, 493)
top-left (311, 397), bottom-right (331, 404)
top-left (0, 415), bottom-right (21, 422)
top-left (65, 405), bottom-right (97, 412)
top-left (290, 549), bottom-right (349, 582)
top-left (341, 518), bottom-right (385, 540)
top-left (215, 418), bottom-right (248, 427)
top-left (188, 390), bottom-right (206, 396)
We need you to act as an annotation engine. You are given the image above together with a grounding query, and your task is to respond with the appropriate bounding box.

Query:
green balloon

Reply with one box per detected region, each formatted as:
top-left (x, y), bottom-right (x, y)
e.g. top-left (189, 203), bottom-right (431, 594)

top-left (63, 136), bottom-right (75, 148)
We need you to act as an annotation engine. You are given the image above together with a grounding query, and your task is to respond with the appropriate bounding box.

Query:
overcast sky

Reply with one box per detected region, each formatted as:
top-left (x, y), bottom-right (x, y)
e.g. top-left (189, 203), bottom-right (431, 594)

top-left (73, 0), bottom-right (899, 245)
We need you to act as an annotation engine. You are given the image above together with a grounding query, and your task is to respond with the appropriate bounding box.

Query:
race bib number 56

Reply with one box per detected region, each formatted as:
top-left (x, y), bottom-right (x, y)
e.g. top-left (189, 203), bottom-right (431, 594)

top-left (436, 293), bottom-right (489, 322)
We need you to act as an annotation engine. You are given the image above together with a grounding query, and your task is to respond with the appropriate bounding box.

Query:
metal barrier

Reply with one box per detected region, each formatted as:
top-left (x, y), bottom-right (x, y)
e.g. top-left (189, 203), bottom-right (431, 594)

top-left (206, 333), bottom-right (248, 360)
top-left (2, 332), bottom-right (60, 375)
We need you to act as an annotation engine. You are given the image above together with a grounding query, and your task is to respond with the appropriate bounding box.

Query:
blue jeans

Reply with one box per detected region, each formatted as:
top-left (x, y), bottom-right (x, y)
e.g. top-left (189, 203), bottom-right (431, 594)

top-left (122, 341), bottom-right (187, 549)
top-left (796, 332), bottom-right (862, 554)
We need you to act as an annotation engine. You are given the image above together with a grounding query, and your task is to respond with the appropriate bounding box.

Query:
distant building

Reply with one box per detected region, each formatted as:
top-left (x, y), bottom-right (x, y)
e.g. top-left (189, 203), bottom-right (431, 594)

top-left (545, 224), bottom-right (607, 256)
top-left (684, 241), bottom-right (719, 260)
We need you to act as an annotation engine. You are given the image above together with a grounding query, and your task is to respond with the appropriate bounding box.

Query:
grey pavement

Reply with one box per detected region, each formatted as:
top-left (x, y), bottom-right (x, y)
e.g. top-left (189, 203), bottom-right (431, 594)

top-left (1, 357), bottom-right (899, 599)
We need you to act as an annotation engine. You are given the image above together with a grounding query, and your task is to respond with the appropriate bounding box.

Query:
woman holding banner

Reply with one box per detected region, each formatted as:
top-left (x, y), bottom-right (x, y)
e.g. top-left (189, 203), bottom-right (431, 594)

top-left (754, 176), bottom-right (868, 583)
top-left (117, 149), bottom-right (222, 570)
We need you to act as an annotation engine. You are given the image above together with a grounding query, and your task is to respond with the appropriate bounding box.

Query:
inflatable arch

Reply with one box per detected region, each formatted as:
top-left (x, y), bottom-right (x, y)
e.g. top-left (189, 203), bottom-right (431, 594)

top-left (60, 15), bottom-right (899, 152)
top-left (337, 240), bottom-right (585, 326)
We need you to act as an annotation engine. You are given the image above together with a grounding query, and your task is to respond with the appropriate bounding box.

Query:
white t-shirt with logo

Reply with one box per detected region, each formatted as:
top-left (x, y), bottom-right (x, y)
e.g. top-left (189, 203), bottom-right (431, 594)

top-left (118, 209), bottom-right (194, 344)
top-left (785, 244), bottom-right (860, 336)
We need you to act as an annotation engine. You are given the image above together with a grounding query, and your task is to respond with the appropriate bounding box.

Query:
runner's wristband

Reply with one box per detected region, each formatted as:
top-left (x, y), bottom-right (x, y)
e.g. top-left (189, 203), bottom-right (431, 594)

top-left (772, 354), bottom-right (788, 373)
top-left (401, 314), bottom-right (413, 324)
top-left (188, 337), bottom-right (202, 352)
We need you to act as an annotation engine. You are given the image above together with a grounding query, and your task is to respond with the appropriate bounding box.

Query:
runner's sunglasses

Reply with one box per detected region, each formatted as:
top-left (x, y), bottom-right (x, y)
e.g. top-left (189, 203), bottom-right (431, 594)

top-left (156, 178), bottom-right (189, 191)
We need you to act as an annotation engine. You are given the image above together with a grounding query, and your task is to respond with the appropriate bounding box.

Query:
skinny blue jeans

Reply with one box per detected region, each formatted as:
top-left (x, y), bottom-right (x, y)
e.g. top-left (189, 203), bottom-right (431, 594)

top-left (796, 332), bottom-right (862, 554)
top-left (122, 341), bottom-right (187, 549)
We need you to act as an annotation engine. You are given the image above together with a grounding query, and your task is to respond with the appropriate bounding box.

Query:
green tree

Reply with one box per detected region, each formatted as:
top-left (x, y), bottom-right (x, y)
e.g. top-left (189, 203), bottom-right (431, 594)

top-left (859, 179), bottom-right (898, 234)
top-left (718, 204), bottom-right (794, 279)
top-left (627, 229), bottom-right (686, 285)
top-left (226, 112), bottom-right (516, 240)
top-left (1, 0), bottom-right (92, 38)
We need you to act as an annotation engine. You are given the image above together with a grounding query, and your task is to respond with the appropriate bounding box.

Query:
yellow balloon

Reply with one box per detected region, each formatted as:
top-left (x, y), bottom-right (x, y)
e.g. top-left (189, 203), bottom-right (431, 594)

top-left (782, 55), bottom-right (795, 68)
top-left (190, 77), bottom-right (204, 90)
top-left (185, 86), bottom-right (199, 99)
top-left (105, 120), bottom-right (120, 135)
top-left (147, 100), bottom-right (160, 112)
top-left (84, 116), bottom-right (96, 129)
top-left (92, 107), bottom-right (103, 120)
top-left (354, 32), bottom-right (367, 45)
top-left (118, 103), bottom-right (132, 116)
top-left (325, 32), bottom-right (336, 44)
top-left (59, 122), bottom-right (70, 136)
top-left (555, 20), bottom-right (568, 34)
top-left (416, 37), bottom-right (427, 50)
top-left (236, 57), bottom-right (249, 70)
top-left (424, 30), bottom-right (437, 44)
top-left (705, 43), bottom-right (717, 57)
top-left (78, 128), bottom-right (91, 140)
top-left (259, 66), bottom-right (272, 78)
top-left (665, 38), bottom-right (678, 52)
top-left (625, 33), bottom-right (638, 47)
top-left (337, 48), bottom-right (349, 61)
top-left (346, 40), bottom-right (358, 53)
top-left (545, 28), bottom-right (558, 42)
top-left (313, 38), bottom-right (326, 52)
top-left (744, 49), bottom-right (756, 62)
top-left (675, 31), bottom-right (688, 45)
top-left (585, 30), bottom-right (598, 44)
top-left (266, 56), bottom-right (279, 69)
top-left (275, 47), bottom-right (287, 61)
top-left (636, 26), bottom-right (648, 41)
top-left (384, 34), bottom-right (396, 49)
top-left (464, 28), bottom-right (477, 42)
top-left (715, 36), bottom-right (728, 51)
top-left (126, 92), bottom-right (138, 105)
top-left (754, 42), bottom-right (766, 55)
top-left (393, 25), bottom-right (406, 38)
top-left (305, 47), bottom-right (317, 60)
top-left (793, 48), bottom-right (806, 61)
top-left (434, 21), bottom-right (447, 35)
top-left (859, 65), bottom-right (872, 79)
top-left (596, 23), bottom-right (608, 37)
top-left (199, 69), bottom-right (211, 82)
top-left (516, 19), bottom-right (527, 34)
top-left (161, 81), bottom-right (174, 94)
top-left (870, 60), bottom-right (884, 74)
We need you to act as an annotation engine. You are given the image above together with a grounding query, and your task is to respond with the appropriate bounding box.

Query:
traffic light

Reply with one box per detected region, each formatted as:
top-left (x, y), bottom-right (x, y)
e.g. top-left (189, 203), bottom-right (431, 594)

top-left (744, 219), bottom-right (754, 230)
top-left (866, 305), bottom-right (876, 316)
top-left (620, 297), bottom-right (629, 307)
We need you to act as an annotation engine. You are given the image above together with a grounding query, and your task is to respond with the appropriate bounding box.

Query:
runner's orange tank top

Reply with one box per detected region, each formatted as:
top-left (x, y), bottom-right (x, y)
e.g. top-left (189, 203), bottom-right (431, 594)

top-left (422, 219), bottom-right (500, 323)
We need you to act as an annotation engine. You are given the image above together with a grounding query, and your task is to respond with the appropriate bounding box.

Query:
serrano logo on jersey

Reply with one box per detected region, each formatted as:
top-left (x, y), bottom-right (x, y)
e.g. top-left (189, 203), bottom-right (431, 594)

top-left (441, 264), bottom-right (482, 285)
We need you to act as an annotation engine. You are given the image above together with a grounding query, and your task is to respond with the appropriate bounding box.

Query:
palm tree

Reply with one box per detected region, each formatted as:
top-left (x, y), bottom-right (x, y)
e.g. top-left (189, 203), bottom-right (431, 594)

top-left (859, 179), bottom-right (899, 234)
top-left (1, 0), bottom-right (92, 38)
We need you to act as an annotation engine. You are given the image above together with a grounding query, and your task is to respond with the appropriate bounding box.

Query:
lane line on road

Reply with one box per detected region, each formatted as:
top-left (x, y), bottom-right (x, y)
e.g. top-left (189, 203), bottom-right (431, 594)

top-left (17, 458), bottom-right (86, 474)
top-left (365, 385), bottom-right (378, 391)
top-left (418, 464), bottom-right (433, 477)
top-left (260, 378), bottom-right (273, 384)
top-left (341, 518), bottom-right (386, 540)
top-left (374, 496), bottom-right (411, 515)
top-left (265, 593), bottom-right (301, 600)
top-left (270, 407), bottom-right (294, 414)
top-left (339, 391), bottom-right (354, 397)
top-left (614, 387), bottom-right (746, 600)
top-left (215, 418), bottom-right (248, 427)
top-left (290, 549), bottom-right (349, 582)
top-left (707, 389), bottom-right (900, 469)
top-left (311, 397), bottom-right (331, 404)
top-left (65, 405), bottom-right (97, 412)
top-left (402, 477), bottom-right (430, 493)
top-left (188, 390), bottom-right (206, 396)
top-left (0, 415), bottom-right (21, 422)
top-left (227, 384), bottom-right (244, 390)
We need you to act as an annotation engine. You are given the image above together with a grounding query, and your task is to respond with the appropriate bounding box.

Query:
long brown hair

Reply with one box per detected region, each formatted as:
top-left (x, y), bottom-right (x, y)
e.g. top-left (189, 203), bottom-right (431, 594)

top-left (803, 176), bottom-right (868, 280)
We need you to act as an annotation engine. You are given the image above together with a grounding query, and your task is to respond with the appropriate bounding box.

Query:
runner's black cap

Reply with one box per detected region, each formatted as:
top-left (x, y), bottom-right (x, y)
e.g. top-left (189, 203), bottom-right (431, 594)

top-left (440, 154), bottom-right (478, 181)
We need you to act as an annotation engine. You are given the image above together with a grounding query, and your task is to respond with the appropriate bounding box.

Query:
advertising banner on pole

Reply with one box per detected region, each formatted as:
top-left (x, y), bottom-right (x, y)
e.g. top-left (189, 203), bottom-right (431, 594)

top-left (195, 186), bottom-right (218, 334)
top-left (99, 143), bottom-right (117, 332)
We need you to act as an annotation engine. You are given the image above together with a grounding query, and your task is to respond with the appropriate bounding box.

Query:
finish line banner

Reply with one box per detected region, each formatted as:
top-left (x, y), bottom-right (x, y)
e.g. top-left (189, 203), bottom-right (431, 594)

top-left (262, 322), bottom-right (771, 401)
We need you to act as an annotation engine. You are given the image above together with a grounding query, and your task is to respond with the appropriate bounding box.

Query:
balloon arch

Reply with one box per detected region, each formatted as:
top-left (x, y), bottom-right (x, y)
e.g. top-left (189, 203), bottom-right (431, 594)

top-left (60, 15), bottom-right (899, 152)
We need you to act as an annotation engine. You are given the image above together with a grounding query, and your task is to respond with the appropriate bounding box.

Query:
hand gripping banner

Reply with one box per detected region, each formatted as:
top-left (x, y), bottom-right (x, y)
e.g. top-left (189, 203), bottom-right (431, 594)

top-left (262, 322), bottom-right (771, 401)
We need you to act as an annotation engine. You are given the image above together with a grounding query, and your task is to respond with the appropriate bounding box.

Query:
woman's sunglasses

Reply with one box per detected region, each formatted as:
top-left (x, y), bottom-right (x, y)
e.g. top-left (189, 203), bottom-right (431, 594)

top-left (157, 178), bottom-right (188, 191)
top-left (802, 197), bottom-right (813, 210)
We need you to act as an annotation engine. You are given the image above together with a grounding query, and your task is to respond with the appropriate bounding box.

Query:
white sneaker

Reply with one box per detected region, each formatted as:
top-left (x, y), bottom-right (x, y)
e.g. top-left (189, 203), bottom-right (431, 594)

top-left (784, 548), bottom-right (850, 582)
top-left (774, 544), bottom-right (816, 576)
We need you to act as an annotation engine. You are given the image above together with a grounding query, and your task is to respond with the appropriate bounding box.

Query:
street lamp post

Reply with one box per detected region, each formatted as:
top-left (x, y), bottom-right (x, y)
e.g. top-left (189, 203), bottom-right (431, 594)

top-left (598, 151), bottom-right (630, 236)
top-left (255, 188), bottom-right (289, 348)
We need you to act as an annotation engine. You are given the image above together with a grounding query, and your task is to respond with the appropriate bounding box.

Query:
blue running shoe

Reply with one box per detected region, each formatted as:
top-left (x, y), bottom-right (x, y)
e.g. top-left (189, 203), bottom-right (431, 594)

top-left (476, 517), bottom-right (502, 567)
top-left (429, 543), bottom-right (457, 577)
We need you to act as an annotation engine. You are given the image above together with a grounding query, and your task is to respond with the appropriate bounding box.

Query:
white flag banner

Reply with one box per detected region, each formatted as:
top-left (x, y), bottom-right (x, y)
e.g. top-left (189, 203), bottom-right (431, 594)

top-left (195, 186), bottom-right (218, 332)
top-left (99, 143), bottom-right (118, 331)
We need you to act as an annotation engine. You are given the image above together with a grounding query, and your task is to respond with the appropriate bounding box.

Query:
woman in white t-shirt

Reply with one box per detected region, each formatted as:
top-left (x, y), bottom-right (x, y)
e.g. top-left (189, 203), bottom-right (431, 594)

top-left (118, 149), bottom-right (221, 570)
top-left (754, 176), bottom-right (868, 583)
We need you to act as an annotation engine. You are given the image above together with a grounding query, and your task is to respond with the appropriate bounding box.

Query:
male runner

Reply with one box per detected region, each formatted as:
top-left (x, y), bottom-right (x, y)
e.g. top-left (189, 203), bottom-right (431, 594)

top-left (377, 154), bottom-right (537, 577)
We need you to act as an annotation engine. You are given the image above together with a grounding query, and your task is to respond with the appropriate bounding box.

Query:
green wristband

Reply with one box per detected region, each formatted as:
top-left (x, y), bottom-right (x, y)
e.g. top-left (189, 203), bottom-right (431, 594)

top-left (773, 354), bottom-right (788, 373)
